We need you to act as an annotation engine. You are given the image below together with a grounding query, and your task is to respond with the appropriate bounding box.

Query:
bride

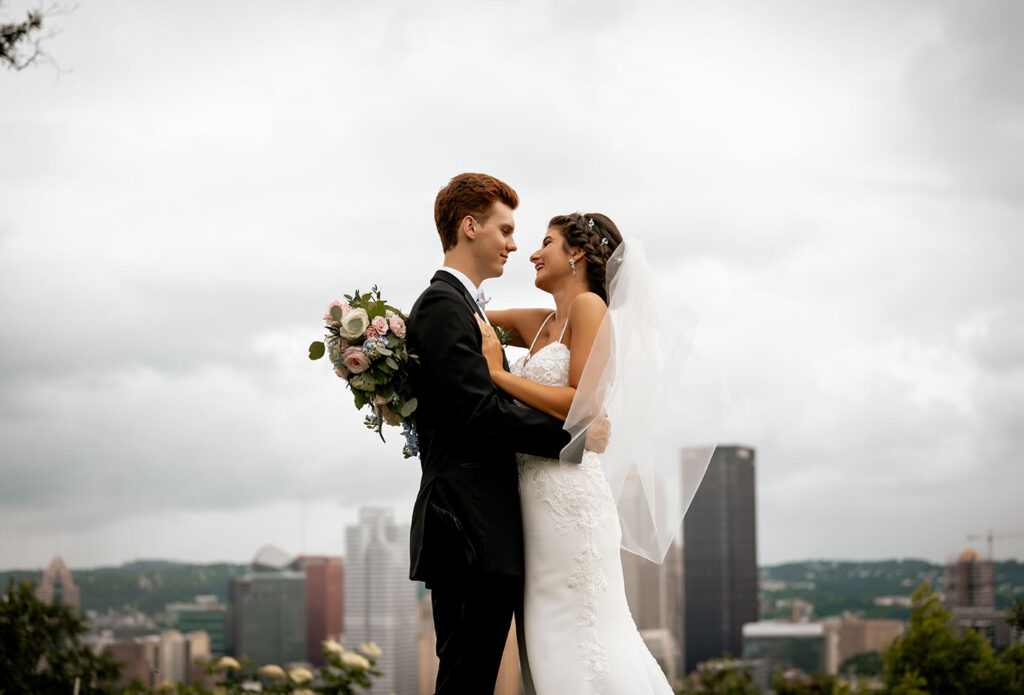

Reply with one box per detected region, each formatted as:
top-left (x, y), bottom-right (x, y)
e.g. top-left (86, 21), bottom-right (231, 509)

top-left (477, 212), bottom-right (675, 695)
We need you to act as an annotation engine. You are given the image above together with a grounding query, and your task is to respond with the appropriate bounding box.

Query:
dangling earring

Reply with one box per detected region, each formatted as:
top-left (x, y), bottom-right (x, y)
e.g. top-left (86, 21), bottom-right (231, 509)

top-left (569, 258), bottom-right (576, 277)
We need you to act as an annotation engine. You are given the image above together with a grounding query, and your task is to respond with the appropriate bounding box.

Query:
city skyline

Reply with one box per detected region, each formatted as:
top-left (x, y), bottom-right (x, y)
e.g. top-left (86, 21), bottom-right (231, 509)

top-left (2, 0), bottom-right (1023, 571)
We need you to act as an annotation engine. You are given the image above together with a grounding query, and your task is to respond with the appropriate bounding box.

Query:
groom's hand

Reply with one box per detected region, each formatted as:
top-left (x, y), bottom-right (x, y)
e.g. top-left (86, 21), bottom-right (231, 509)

top-left (585, 414), bottom-right (611, 453)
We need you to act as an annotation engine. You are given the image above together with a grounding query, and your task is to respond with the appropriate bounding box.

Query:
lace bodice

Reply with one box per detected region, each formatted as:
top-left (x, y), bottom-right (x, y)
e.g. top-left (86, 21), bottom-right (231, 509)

top-left (510, 341), bottom-right (570, 386)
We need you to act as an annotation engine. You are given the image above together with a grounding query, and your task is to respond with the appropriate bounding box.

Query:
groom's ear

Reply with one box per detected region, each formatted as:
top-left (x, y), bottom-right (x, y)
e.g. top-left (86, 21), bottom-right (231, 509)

top-left (460, 215), bottom-right (477, 241)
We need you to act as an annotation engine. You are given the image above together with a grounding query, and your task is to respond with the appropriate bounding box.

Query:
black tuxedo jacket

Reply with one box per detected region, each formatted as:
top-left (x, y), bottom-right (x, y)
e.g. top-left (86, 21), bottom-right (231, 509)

top-left (407, 270), bottom-right (575, 586)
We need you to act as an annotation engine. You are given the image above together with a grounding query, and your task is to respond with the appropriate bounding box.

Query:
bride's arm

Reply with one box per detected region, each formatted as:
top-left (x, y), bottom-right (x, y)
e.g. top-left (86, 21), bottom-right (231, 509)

top-left (485, 308), bottom-right (550, 349)
top-left (477, 293), bottom-right (607, 421)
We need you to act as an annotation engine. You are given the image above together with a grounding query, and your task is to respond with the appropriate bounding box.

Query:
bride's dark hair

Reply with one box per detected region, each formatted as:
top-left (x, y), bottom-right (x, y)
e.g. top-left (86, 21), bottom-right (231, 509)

top-left (548, 212), bottom-right (623, 303)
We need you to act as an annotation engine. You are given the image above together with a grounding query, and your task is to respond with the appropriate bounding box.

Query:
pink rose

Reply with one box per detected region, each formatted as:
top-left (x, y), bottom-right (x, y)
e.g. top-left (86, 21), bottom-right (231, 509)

top-left (342, 347), bottom-right (370, 374)
top-left (371, 316), bottom-right (389, 336)
top-left (333, 364), bottom-right (349, 379)
top-left (374, 395), bottom-right (388, 406)
top-left (381, 406), bottom-right (400, 426)
top-left (364, 326), bottom-right (381, 340)
top-left (389, 315), bottom-right (406, 338)
top-left (324, 300), bottom-right (349, 327)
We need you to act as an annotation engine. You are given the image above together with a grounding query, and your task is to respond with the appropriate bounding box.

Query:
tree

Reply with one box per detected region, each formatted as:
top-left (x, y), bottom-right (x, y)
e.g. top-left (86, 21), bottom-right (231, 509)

top-left (880, 582), bottom-right (1013, 694)
top-left (839, 650), bottom-right (883, 677)
top-left (772, 669), bottom-right (853, 695)
top-left (0, 0), bottom-right (58, 70)
top-left (0, 579), bottom-right (121, 694)
top-left (675, 661), bottom-right (760, 695)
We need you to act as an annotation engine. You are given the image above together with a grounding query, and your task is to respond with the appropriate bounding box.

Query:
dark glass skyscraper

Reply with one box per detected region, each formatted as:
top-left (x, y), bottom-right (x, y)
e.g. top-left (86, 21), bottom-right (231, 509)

top-left (683, 445), bottom-right (758, 672)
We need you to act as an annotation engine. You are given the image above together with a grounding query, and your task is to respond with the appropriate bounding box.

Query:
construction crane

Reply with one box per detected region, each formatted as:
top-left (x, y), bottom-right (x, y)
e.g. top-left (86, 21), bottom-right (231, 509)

top-left (966, 528), bottom-right (1024, 560)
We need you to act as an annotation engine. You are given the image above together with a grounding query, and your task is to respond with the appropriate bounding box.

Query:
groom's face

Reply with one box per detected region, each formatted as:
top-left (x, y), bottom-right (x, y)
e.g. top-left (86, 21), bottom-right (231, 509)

top-left (471, 201), bottom-right (518, 279)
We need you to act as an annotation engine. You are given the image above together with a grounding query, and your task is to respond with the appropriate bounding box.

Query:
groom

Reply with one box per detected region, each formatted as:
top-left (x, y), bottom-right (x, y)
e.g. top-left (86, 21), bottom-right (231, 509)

top-left (407, 173), bottom-right (605, 694)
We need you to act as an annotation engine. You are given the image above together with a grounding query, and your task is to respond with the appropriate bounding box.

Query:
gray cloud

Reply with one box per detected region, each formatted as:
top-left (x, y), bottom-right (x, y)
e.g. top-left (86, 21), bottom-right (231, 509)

top-left (1, 0), bottom-right (1022, 569)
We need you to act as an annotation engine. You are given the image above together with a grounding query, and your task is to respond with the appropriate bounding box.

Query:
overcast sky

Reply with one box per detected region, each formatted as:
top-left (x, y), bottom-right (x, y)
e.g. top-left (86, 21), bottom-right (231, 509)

top-left (2, 0), bottom-right (1022, 571)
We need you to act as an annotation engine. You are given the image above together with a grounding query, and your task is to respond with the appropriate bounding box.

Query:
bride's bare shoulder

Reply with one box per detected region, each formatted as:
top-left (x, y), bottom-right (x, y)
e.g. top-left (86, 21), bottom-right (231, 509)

top-left (569, 292), bottom-right (607, 325)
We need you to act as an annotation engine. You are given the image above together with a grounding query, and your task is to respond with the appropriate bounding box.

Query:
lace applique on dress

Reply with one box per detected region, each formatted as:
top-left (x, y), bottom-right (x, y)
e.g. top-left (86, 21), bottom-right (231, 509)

top-left (512, 328), bottom-right (619, 692)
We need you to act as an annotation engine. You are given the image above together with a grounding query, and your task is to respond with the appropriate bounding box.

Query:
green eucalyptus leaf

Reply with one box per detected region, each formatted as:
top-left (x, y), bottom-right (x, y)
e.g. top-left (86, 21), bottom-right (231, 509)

top-left (400, 398), bottom-right (418, 417)
top-left (309, 341), bottom-right (326, 360)
top-left (330, 305), bottom-right (344, 322)
top-left (385, 357), bottom-right (399, 370)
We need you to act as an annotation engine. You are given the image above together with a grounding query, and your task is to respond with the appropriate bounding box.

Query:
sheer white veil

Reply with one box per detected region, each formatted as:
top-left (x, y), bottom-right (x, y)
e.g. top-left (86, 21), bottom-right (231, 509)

top-left (559, 237), bottom-right (729, 564)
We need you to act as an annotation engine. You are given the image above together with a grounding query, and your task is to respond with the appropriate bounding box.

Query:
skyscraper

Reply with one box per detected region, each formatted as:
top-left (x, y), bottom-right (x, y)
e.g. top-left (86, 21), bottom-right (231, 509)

top-left (292, 555), bottom-right (344, 665)
top-left (36, 555), bottom-right (81, 614)
top-left (683, 445), bottom-right (758, 672)
top-left (946, 549), bottom-right (995, 609)
top-left (228, 546), bottom-right (306, 666)
top-left (165, 595), bottom-right (227, 656)
top-left (344, 507), bottom-right (418, 695)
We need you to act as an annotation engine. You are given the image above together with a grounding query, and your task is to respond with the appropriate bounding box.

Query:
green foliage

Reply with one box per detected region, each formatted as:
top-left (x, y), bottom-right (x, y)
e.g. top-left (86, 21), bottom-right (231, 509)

top-left (149, 644), bottom-right (382, 695)
top-left (759, 559), bottom-right (1024, 620)
top-left (881, 582), bottom-right (1016, 694)
top-left (772, 670), bottom-right (853, 695)
top-left (309, 341), bottom-right (325, 360)
top-left (0, 561), bottom-right (248, 617)
top-left (675, 661), bottom-right (760, 694)
top-left (839, 650), bottom-right (883, 677)
top-left (0, 579), bottom-right (122, 694)
top-left (1009, 599), bottom-right (1024, 634)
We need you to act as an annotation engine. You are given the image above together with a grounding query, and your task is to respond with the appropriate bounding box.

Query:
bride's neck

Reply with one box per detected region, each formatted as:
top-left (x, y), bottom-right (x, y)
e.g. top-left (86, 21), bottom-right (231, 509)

top-left (550, 282), bottom-right (587, 321)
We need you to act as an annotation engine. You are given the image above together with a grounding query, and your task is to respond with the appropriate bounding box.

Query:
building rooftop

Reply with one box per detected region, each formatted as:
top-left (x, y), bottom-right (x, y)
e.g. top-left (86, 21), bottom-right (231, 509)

top-left (743, 622), bottom-right (825, 638)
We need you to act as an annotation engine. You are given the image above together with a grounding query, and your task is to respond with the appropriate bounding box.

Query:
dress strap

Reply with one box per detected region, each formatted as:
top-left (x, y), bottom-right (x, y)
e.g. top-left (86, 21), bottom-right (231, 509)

top-left (527, 312), bottom-right (555, 354)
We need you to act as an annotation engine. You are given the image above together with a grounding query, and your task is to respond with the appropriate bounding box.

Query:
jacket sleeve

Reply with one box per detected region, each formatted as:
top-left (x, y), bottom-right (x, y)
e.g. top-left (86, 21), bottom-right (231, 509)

top-left (411, 288), bottom-right (580, 462)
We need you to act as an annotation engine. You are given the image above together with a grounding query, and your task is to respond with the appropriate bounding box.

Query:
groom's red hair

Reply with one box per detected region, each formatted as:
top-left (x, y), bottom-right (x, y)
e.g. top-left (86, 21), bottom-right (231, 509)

top-left (435, 173), bottom-right (519, 252)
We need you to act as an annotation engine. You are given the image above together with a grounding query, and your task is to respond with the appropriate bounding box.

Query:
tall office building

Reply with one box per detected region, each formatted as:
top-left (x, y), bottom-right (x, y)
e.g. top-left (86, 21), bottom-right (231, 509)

top-left (946, 549), bottom-right (995, 609)
top-left (292, 555), bottom-right (344, 665)
top-left (946, 548), bottom-right (1012, 648)
top-left (165, 595), bottom-right (227, 656)
top-left (228, 546), bottom-right (306, 666)
top-left (683, 445), bottom-right (758, 672)
top-left (345, 507), bottom-right (418, 695)
top-left (36, 555), bottom-right (81, 614)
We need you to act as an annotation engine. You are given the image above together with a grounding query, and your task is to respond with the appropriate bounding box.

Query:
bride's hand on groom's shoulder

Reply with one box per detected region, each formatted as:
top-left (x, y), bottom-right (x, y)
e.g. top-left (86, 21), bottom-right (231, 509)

top-left (585, 414), bottom-right (611, 454)
top-left (475, 315), bottom-right (504, 375)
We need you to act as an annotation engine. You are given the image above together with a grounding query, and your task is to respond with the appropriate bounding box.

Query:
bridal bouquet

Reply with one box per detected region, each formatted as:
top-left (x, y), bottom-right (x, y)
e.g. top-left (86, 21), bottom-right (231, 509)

top-left (308, 286), bottom-right (419, 458)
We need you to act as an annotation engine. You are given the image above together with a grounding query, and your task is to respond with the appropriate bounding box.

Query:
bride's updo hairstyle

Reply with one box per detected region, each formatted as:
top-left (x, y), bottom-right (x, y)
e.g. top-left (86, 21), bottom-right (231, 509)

top-left (548, 212), bottom-right (623, 303)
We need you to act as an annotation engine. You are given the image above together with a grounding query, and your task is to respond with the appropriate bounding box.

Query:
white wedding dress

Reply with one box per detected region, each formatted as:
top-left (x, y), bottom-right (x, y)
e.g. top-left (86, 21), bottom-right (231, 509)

top-left (511, 315), bottom-right (674, 695)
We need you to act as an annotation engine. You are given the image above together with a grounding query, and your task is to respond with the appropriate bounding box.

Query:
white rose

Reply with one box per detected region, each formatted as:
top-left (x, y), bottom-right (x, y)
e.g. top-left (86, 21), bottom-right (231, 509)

top-left (258, 664), bottom-right (287, 680)
top-left (289, 666), bottom-right (313, 683)
top-left (214, 656), bottom-right (241, 671)
top-left (341, 651), bottom-right (371, 669)
top-left (339, 307), bottom-right (370, 340)
top-left (323, 638), bottom-right (345, 655)
top-left (360, 641), bottom-right (382, 657)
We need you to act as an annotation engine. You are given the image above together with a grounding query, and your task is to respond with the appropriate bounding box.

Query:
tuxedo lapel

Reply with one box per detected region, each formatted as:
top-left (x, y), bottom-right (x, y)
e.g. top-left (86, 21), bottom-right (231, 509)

top-left (430, 271), bottom-right (510, 372)
top-left (431, 271), bottom-right (483, 319)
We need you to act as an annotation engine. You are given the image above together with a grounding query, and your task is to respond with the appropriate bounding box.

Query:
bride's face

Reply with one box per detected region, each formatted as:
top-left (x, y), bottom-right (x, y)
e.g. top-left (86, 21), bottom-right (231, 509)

top-left (530, 227), bottom-right (574, 292)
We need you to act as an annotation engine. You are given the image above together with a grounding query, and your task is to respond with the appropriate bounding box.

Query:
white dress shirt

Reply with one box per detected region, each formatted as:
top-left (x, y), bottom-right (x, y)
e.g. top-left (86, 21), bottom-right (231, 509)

top-left (438, 266), bottom-right (491, 324)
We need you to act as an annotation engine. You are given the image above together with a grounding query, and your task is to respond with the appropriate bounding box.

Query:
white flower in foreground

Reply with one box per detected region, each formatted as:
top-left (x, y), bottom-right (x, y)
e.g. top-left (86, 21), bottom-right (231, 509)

top-left (289, 666), bottom-right (313, 684)
top-left (339, 307), bottom-right (370, 340)
top-left (323, 638), bottom-right (345, 655)
top-left (214, 656), bottom-right (241, 671)
top-left (360, 641), bottom-right (382, 657)
top-left (341, 651), bottom-right (372, 669)
top-left (258, 664), bottom-right (287, 680)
